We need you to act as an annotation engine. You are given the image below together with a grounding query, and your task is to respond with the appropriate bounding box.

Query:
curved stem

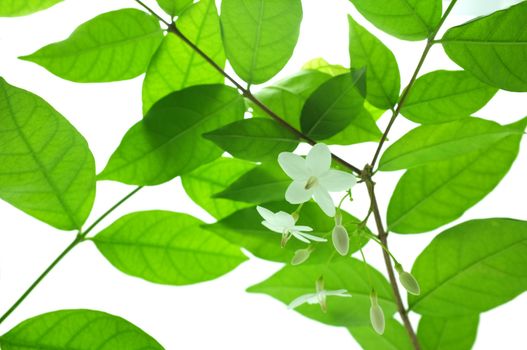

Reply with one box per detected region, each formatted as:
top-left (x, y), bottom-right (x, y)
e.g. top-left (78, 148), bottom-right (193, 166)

top-left (0, 186), bottom-right (143, 326)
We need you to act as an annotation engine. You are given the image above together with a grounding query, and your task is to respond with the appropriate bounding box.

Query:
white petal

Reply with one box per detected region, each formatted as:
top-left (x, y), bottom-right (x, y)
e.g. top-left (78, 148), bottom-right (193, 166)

top-left (324, 289), bottom-right (351, 297)
top-left (319, 169), bottom-right (357, 192)
top-left (261, 221), bottom-right (283, 234)
top-left (313, 186), bottom-right (335, 217)
top-left (291, 231), bottom-right (311, 243)
top-left (285, 180), bottom-right (313, 204)
top-left (278, 152), bottom-right (309, 180)
top-left (273, 211), bottom-right (295, 227)
top-left (296, 231), bottom-right (327, 242)
top-left (288, 293), bottom-right (317, 309)
top-left (306, 144), bottom-right (331, 176)
top-left (292, 225), bottom-right (313, 232)
top-left (257, 206), bottom-right (275, 222)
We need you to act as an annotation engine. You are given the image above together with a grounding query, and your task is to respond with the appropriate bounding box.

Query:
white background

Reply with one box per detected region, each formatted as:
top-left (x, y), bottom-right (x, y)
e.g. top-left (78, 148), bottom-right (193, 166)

top-left (0, 0), bottom-right (526, 349)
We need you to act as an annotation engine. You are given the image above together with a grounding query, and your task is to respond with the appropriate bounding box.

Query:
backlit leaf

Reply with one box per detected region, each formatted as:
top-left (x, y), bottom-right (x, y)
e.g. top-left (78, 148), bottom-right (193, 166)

top-left (0, 78), bottom-right (95, 230)
top-left (348, 319), bottom-right (413, 350)
top-left (92, 210), bottom-right (247, 285)
top-left (0, 0), bottom-right (62, 17)
top-left (417, 315), bottom-right (479, 350)
top-left (156, 0), bottom-right (193, 17)
top-left (21, 9), bottom-right (163, 82)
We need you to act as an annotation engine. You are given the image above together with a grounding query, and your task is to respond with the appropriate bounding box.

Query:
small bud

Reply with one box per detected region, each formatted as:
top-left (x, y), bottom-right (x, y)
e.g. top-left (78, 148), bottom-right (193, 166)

top-left (395, 263), bottom-right (420, 295)
top-left (369, 290), bottom-right (385, 335)
top-left (281, 231), bottom-right (291, 248)
top-left (332, 225), bottom-right (350, 256)
top-left (334, 210), bottom-right (343, 225)
top-left (291, 248), bottom-right (312, 265)
top-left (316, 276), bottom-right (327, 313)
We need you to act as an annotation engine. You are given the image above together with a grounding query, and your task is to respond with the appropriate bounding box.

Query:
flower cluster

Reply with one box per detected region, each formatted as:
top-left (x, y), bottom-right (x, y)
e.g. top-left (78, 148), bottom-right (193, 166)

top-left (256, 143), bottom-right (420, 334)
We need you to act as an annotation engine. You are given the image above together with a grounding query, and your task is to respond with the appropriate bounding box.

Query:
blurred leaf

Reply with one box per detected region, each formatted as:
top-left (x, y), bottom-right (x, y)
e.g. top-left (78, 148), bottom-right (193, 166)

top-left (143, 0), bottom-right (225, 112)
top-left (220, 0), bottom-right (303, 84)
top-left (301, 70), bottom-right (366, 140)
top-left (204, 118), bottom-right (299, 162)
top-left (181, 157), bottom-right (255, 219)
top-left (348, 16), bottom-right (400, 109)
top-left (156, 0), bottom-right (193, 17)
top-left (401, 70), bottom-right (497, 124)
top-left (0, 0), bottom-right (62, 17)
top-left (409, 218), bottom-right (527, 316)
top-left (442, 2), bottom-right (527, 92)
top-left (92, 210), bottom-right (247, 285)
top-left (387, 117), bottom-right (526, 233)
top-left (379, 117), bottom-right (520, 171)
top-left (248, 258), bottom-right (396, 327)
top-left (99, 85), bottom-right (244, 186)
top-left (302, 58), bottom-right (349, 76)
top-left (0, 78), bottom-right (95, 230)
top-left (348, 0), bottom-right (442, 41)
top-left (348, 319), bottom-right (413, 350)
top-left (21, 9), bottom-right (163, 82)
top-left (417, 315), bottom-right (479, 350)
top-left (0, 309), bottom-right (164, 349)
top-left (205, 201), bottom-right (369, 263)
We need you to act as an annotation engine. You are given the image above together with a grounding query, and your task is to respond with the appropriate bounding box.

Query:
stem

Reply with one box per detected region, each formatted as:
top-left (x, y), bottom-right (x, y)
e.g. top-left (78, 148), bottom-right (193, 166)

top-left (0, 186), bottom-right (143, 325)
top-left (370, 0), bottom-right (459, 169)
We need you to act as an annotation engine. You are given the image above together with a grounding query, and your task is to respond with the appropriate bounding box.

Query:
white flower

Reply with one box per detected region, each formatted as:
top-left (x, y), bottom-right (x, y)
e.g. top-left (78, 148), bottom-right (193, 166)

top-left (256, 206), bottom-right (326, 245)
top-left (288, 289), bottom-right (351, 312)
top-left (278, 144), bottom-right (356, 217)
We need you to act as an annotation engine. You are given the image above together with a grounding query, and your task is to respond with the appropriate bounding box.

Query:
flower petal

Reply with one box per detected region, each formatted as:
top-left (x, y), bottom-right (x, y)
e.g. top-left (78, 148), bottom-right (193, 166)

top-left (261, 221), bottom-right (283, 234)
top-left (319, 169), bottom-right (357, 192)
top-left (257, 206), bottom-right (275, 222)
top-left (313, 186), bottom-right (335, 217)
top-left (306, 144), bottom-right (331, 176)
top-left (292, 225), bottom-right (313, 232)
top-left (285, 180), bottom-right (313, 204)
top-left (273, 211), bottom-right (295, 227)
top-left (278, 152), bottom-right (308, 180)
top-left (296, 231), bottom-right (328, 242)
top-left (324, 289), bottom-right (351, 297)
top-left (291, 231), bottom-right (311, 243)
top-left (288, 293), bottom-right (317, 309)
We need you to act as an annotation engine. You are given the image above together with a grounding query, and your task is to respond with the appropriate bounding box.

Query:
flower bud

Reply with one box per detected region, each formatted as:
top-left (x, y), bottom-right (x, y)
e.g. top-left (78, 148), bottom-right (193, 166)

top-left (334, 210), bottom-right (343, 225)
top-left (291, 248), bottom-right (312, 265)
top-left (316, 276), bottom-right (327, 313)
top-left (395, 263), bottom-right (420, 295)
top-left (369, 290), bottom-right (385, 335)
top-left (332, 225), bottom-right (349, 256)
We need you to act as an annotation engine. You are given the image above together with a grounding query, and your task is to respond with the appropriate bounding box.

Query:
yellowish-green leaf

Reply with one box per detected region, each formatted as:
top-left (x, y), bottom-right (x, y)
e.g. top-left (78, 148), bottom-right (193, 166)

top-left (0, 0), bottom-right (62, 17)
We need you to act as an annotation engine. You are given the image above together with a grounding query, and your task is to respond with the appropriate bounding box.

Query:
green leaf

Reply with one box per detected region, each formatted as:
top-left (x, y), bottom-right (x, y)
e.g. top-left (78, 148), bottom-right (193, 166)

top-left (0, 78), bottom-right (95, 231)
top-left (379, 117), bottom-right (520, 171)
top-left (441, 2), bottom-right (527, 92)
top-left (348, 0), bottom-right (442, 41)
top-left (92, 210), bottom-right (247, 285)
top-left (301, 70), bottom-right (367, 140)
top-left (20, 9), bottom-right (163, 83)
top-left (181, 157), bottom-right (255, 219)
top-left (303, 57), bottom-right (349, 77)
top-left (214, 163), bottom-right (290, 204)
top-left (387, 117), bottom-right (526, 233)
top-left (401, 70), bottom-right (498, 124)
top-left (409, 218), bottom-right (527, 316)
top-left (325, 107), bottom-right (383, 145)
top-left (156, 0), bottom-right (193, 17)
top-left (143, 0), bottom-right (225, 112)
top-left (348, 319), bottom-right (413, 350)
top-left (205, 201), bottom-right (369, 263)
top-left (0, 309), bottom-right (164, 350)
top-left (99, 85), bottom-right (244, 186)
top-left (220, 0), bottom-right (303, 84)
top-left (0, 0), bottom-right (62, 17)
top-left (247, 258), bottom-right (396, 327)
top-left (417, 315), bottom-right (479, 350)
top-left (204, 118), bottom-right (298, 162)
top-left (348, 16), bottom-right (400, 109)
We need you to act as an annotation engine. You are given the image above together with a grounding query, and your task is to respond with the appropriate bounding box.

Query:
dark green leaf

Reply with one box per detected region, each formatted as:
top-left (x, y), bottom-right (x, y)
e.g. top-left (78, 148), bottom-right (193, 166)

top-left (409, 218), bottom-right (527, 316)
top-left (143, 0), bottom-right (225, 112)
top-left (204, 118), bottom-right (299, 162)
top-left (181, 157), bottom-right (255, 219)
top-left (205, 201), bottom-right (369, 263)
top-left (156, 0), bottom-right (193, 17)
top-left (401, 70), bottom-right (497, 124)
top-left (247, 258), bottom-right (396, 327)
top-left (0, 78), bottom-right (95, 230)
top-left (20, 9), bottom-right (163, 82)
top-left (417, 315), bottom-right (479, 350)
top-left (99, 85), bottom-right (244, 186)
top-left (301, 70), bottom-right (366, 140)
top-left (0, 0), bottom-right (62, 17)
top-left (348, 319), bottom-right (413, 350)
top-left (214, 163), bottom-right (290, 204)
top-left (387, 117), bottom-right (526, 233)
top-left (379, 117), bottom-right (520, 171)
top-left (220, 0), bottom-right (303, 84)
top-left (325, 104), bottom-right (383, 145)
top-left (0, 309), bottom-right (164, 350)
top-left (92, 210), bottom-right (247, 285)
top-left (348, 0), bottom-right (442, 41)
top-left (348, 15), bottom-right (400, 109)
top-left (441, 2), bottom-right (527, 92)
